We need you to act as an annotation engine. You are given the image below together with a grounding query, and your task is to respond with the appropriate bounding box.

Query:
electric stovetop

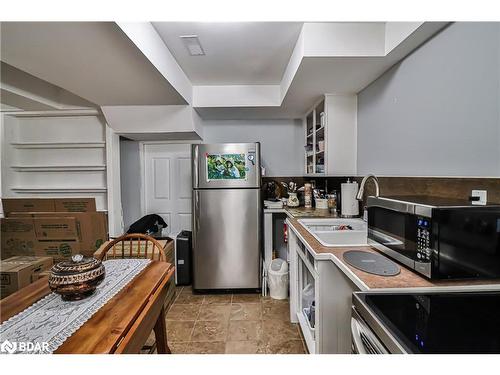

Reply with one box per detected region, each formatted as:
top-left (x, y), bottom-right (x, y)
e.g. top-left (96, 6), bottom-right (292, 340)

top-left (358, 292), bottom-right (500, 354)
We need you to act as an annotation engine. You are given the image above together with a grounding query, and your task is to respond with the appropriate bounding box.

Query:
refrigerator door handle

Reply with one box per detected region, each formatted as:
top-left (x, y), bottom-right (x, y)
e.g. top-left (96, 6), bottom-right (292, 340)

top-left (192, 144), bottom-right (199, 188)
top-left (194, 189), bottom-right (200, 232)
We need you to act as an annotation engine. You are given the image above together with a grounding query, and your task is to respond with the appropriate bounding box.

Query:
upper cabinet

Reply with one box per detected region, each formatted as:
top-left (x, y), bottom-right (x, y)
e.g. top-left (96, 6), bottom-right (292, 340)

top-left (304, 94), bottom-right (357, 176)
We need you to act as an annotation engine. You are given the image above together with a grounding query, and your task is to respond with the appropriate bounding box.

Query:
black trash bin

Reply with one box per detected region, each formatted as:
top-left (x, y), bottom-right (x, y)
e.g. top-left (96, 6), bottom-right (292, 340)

top-left (175, 231), bottom-right (192, 286)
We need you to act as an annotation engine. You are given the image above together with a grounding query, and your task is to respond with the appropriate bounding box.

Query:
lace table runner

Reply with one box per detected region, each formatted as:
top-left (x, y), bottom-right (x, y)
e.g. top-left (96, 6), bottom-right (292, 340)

top-left (0, 259), bottom-right (151, 354)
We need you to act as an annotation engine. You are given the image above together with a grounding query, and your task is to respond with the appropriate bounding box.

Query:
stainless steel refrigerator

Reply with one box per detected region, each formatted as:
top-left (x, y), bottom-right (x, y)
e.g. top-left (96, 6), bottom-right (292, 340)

top-left (192, 143), bottom-right (262, 290)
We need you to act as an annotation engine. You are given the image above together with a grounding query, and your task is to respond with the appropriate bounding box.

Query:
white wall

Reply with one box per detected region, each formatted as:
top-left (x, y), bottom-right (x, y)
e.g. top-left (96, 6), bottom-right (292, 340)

top-left (202, 119), bottom-right (304, 176)
top-left (120, 138), bottom-right (142, 229)
top-left (357, 22), bottom-right (500, 177)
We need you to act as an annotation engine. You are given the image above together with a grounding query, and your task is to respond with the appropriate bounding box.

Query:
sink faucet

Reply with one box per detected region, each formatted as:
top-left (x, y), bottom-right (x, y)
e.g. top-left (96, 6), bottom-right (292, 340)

top-left (356, 174), bottom-right (380, 201)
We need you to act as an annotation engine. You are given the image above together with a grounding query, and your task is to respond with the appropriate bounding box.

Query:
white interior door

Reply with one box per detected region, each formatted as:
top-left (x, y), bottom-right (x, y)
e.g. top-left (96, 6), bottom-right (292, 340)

top-left (143, 143), bottom-right (192, 237)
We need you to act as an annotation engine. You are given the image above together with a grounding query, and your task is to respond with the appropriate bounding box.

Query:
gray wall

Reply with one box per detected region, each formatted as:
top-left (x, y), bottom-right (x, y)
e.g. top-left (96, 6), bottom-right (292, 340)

top-left (120, 138), bottom-right (142, 229)
top-left (358, 22), bottom-right (500, 176)
top-left (202, 119), bottom-right (304, 176)
top-left (118, 119), bottom-right (304, 228)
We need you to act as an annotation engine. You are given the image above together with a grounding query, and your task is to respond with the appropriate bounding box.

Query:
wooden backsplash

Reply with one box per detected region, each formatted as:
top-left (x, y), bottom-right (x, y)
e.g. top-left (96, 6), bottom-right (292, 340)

top-left (263, 176), bottom-right (500, 204)
top-left (357, 177), bottom-right (500, 203)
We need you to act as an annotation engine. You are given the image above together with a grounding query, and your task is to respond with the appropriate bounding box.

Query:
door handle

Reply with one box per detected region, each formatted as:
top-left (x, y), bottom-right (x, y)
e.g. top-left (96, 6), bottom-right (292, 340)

top-left (192, 145), bottom-right (199, 188)
top-left (195, 190), bottom-right (200, 232)
top-left (351, 318), bottom-right (367, 354)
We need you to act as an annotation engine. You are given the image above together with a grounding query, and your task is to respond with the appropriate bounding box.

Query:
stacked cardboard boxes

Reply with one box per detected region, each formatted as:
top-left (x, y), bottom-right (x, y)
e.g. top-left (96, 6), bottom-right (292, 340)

top-left (0, 256), bottom-right (53, 298)
top-left (1, 198), bottom-right (108, 262)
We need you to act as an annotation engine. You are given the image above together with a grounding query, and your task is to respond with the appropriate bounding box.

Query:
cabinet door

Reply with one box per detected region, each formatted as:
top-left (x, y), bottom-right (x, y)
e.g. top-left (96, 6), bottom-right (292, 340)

top-left (325, 94), bottom-right (357, 175)
top-left (317, 260), bottom-right (359, 353)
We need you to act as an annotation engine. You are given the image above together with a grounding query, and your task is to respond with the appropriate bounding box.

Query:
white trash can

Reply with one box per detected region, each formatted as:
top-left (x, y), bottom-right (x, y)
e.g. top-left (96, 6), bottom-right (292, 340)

top-left (268, 258), bottom-right (289, 300)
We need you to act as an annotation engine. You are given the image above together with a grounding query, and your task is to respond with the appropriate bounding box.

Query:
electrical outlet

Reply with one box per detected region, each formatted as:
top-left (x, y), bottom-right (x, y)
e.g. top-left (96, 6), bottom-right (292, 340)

top-left (471, 190), bottom-right (487, 205)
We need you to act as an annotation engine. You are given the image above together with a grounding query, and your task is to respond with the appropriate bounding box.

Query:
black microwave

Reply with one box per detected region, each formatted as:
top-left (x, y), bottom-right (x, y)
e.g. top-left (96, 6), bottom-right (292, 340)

top-left (367, 196), bottom-right (500, 279)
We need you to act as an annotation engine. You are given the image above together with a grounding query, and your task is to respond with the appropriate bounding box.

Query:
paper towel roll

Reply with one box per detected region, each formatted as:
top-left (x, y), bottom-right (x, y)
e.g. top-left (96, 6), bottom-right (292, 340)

top-left (341, 181), bottom-right (359, 217)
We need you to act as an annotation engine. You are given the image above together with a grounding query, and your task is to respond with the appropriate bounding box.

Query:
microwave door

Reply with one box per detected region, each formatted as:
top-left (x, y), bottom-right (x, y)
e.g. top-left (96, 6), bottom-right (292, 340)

top-left (368, 207), bottom-right (417, 269)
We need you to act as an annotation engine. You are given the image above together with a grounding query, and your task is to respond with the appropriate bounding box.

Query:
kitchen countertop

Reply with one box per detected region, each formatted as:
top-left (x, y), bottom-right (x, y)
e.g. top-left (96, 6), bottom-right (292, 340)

top-left (286, 216), bottom-right (500, 292)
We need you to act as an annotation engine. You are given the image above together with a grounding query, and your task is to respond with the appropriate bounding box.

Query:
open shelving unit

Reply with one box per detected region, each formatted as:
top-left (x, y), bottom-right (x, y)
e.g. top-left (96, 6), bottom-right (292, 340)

top-left (1, 111), bottom-right (109, 211)
top-left (11, 141), bottom-right (106, 149)
top-left (304, 98), bottom-right (326, 175)
top-left (303, 94), bottom-right (358, 176)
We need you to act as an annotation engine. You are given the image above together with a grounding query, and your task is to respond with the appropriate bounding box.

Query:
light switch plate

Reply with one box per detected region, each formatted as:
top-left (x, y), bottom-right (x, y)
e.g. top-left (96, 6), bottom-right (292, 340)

top-left (471, 190), bottom-right (487, 205)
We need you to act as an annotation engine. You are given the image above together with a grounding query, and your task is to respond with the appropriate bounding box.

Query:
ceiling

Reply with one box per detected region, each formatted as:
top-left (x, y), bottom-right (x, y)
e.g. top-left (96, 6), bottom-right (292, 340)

top-left (0, 22), bottom-right (187, 106)
top-left (153, 22), bottom-right (303, 85)
top-left (0, 21), bottom-right (449, 120)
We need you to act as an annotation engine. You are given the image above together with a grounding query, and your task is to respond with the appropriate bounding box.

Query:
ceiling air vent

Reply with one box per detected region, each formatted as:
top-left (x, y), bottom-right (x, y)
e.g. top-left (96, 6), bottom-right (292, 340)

top-left (180, 35), bottom-right (205, 56)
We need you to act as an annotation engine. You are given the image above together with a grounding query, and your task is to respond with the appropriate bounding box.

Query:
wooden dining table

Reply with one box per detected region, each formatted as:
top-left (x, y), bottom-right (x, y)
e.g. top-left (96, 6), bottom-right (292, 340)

top-left (0, 260), bottom-right (174, 354)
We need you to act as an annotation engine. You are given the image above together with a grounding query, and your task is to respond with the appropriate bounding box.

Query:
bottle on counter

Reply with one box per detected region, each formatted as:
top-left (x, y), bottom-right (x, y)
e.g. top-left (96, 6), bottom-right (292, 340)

top-left (304, 183), bottom-right (312, 208)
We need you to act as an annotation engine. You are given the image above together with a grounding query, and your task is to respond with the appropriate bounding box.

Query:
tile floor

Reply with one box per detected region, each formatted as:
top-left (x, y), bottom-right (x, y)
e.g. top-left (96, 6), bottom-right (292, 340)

top-left (162, 286), bottom-right (307, 354)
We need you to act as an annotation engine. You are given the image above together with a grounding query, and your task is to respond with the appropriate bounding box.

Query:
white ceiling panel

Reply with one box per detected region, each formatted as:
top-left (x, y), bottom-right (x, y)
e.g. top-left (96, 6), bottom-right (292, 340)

top-left (153, 22), bottom-right (303, 85)
top-left (0, 22), bottom-right (187, 106)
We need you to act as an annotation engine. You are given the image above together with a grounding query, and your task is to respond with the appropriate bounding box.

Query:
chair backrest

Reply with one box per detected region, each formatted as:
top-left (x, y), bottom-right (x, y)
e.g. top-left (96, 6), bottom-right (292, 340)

top-left (98, 233), bottom-right (166, 261)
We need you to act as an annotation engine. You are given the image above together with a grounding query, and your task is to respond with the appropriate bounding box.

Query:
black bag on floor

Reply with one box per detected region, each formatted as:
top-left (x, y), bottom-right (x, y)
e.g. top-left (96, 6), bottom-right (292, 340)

top-left (127, 214), bottom-right (168, 235)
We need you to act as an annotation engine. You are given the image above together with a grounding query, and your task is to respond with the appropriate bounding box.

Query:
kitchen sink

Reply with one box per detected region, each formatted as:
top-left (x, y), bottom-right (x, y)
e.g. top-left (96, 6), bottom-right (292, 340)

top-left (297, 218), bottom-right (368, 247)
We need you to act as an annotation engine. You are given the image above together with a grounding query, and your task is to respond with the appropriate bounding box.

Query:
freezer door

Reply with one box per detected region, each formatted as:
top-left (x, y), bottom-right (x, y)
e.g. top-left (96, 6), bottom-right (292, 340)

top-left (193, 188), bottom-right (261, 289)
top-left (192, 143), bottom-right (261, 189)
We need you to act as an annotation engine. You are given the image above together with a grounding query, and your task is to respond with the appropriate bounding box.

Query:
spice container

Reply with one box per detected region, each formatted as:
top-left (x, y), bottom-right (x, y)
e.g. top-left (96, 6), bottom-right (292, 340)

top-left (315, 198), bottom-right (328, 209)
top-left (327, 190), bottom-right (338, 215)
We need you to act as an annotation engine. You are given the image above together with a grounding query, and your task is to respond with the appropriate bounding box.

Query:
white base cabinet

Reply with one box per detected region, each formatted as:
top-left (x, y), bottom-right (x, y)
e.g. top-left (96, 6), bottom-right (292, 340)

top-left (288, 223), bottom-right (360, 354)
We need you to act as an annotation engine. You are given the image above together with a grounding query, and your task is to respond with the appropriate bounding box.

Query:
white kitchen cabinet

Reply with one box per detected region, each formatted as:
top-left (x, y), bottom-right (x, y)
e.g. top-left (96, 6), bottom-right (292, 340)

top-left (288, 222), bottom-right (360, 354)
top-left (303, 94), bottom-right (357, 176)
top-left (288, 228), bottom-right (319, 353)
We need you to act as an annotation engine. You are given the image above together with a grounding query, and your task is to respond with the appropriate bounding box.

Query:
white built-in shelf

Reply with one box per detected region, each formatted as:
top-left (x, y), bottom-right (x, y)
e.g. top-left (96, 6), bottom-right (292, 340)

top-left (11, 165), bottom-right (106, 172)
top-left (11, 187), bottom-right (107, 194)
top-left (304, 97), bottom-right (326, 175)
top-left (3, 109), bottom-right (100, 118)
top-left (11, 142), bottom-right (106, 149)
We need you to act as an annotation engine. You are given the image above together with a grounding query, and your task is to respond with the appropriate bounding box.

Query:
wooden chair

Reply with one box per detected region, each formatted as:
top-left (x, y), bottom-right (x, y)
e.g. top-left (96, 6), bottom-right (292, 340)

top-left (96, 233), bottom-right (169, 354)
top-left (97, 233), bottom-right (166, 262)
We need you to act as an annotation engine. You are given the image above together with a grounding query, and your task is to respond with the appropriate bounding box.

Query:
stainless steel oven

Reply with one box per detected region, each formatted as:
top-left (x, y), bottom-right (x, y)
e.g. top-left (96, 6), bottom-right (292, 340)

top-left (352, 290), bottom-right (500, 354)
top-left (367, 196), bottom-right (500, 279)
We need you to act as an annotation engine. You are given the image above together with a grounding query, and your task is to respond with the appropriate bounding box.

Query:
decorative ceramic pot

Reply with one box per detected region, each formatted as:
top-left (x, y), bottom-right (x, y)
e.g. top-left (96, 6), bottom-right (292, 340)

top-left (49, 254), bottom-right (105, 301)
top-left (287, 192), bottom-right (300, 207)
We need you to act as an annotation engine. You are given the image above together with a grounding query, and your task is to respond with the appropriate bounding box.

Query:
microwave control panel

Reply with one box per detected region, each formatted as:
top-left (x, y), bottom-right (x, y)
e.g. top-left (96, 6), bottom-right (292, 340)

top-left (416, 217), bottom-right (432, 262)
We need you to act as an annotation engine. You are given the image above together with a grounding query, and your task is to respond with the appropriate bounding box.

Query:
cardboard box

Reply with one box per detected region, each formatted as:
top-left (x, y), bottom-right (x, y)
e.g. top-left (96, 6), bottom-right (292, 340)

top-left (34, 217), bottom-right (79, 241)
top-left (34, 241), bottom-right (81, 262)
top-left (53, 198), bottom-right (96, 213)
top-left (1, 216), bottom-right (96, 260)
top-left (2, 198), bottom-right (96, 215)
top-left (1, 198), bottom-right (107, 262)
top-left (13, 212), bottom-right (107, 254)
top-left (1, 218), bottom-right (37, 259)
top-left (2, 199), bottom-right (55, 215)
top-left (0, 256), bottom-right (53, 299)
